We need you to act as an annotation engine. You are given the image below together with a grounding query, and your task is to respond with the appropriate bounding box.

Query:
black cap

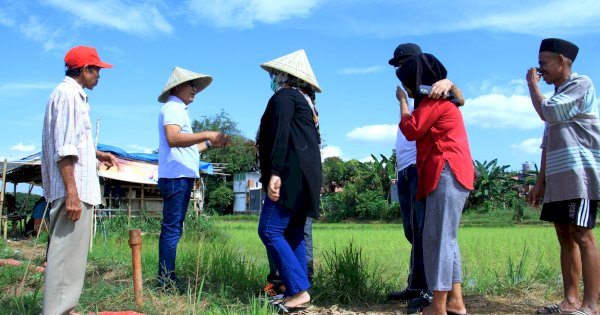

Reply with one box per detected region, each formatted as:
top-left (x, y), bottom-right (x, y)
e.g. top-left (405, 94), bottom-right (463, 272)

top-left (388, 43), bottom-right (422, 66)
top-left (539, 38), bottom-right (579, 62)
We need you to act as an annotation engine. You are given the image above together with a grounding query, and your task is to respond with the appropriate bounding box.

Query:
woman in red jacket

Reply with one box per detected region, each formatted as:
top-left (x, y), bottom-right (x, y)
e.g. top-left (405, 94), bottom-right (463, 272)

top-left (397, 53), bottom-right (474, 315)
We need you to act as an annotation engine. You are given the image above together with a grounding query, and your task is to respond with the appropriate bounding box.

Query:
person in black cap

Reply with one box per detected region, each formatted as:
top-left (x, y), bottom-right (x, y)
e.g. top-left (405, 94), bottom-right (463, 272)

top-left (527, 38), bottom-right (600, 315)
top-left (387, 43), bottom-right (465, 314)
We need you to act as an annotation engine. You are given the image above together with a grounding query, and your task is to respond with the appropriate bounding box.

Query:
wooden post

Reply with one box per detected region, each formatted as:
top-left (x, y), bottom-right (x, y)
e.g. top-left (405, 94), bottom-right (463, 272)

top-left (128, 229), bottom-right (143, 307)
top-left (1, 159), bottom-right (8, 240)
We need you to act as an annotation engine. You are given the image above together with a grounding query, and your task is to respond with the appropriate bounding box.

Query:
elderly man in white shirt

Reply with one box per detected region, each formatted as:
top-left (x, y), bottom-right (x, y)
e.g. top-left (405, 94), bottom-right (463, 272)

top-left (41, 45), bottom-right (118, 315)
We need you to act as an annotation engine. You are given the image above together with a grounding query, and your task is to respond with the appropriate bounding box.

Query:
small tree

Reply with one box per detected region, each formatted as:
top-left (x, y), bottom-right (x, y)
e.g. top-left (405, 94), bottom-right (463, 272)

top-left (191, 110), bottom-right (258, 214)
top-left (322, 156), bottom-right (346, 192)
top-left (468, 159), bottom-right (516, 212)
top-left (207, 184), bottom-right (234, 215)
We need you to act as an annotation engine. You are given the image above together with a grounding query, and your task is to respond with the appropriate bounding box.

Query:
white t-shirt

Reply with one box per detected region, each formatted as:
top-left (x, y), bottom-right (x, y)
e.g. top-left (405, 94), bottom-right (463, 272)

top-left (395, 102), bottom-right (416, 172)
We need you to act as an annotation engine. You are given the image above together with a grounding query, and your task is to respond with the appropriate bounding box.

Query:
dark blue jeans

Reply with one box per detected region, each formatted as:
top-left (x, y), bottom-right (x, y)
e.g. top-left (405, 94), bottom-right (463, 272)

top-left (397, 165), bottom-right (427, 290)
top-left (258, 197), bottom-right (310, 296)
top-left (157, 177), bottom-right (194, 282)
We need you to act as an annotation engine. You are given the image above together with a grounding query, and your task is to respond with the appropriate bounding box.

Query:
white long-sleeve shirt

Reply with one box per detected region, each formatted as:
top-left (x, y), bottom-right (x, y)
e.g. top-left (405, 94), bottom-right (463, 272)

top-left (41, 76), bottom-right (100, 205)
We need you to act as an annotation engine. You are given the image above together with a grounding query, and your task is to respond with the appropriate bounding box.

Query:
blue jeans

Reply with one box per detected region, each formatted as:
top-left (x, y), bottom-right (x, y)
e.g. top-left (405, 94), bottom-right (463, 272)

top-left (397, 165), bottom-right (427, 290)
top-left (157, 177), bottom-right (194, 282)
top-left (258, 197), bottom-right (310, 296)
top-left (267, 217), bottom-right (314, 282)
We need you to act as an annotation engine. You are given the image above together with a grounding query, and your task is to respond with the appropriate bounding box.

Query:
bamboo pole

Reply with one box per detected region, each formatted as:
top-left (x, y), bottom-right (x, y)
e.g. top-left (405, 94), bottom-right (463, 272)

top-left (128, 229), bottom-right (143, 307)
top-left (128, 187), bottom-right (132, 227)
top-left (140, 184), bottom-right (144, 212)
top-left (1, 159), bottom-right (7, 240)
top-left (89, 207), bottom-right (95, 253)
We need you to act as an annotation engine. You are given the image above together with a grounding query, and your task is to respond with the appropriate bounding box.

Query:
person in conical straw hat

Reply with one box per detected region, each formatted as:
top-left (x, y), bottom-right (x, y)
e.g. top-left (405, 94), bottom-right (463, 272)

top-left (257, 49), bottom-right (322, 313)
top-left (156, 66), bottom-right (229, 290)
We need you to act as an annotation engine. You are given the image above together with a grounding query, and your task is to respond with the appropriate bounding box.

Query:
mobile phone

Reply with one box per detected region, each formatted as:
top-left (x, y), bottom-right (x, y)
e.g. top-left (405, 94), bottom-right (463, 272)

top-left (419, 85), bottom-right (432, 95)
top-left (419, 85), bottom-right (454, 99)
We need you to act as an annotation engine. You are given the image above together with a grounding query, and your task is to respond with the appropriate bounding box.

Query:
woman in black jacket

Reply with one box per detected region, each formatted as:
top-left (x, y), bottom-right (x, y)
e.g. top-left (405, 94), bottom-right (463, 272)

top-left (257, 49), bottom-right (322, 313)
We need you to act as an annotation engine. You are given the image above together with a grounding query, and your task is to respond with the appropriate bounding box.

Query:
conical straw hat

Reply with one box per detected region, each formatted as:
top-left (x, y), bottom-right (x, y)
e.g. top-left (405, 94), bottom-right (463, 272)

top-left (158, 66), bottom-right (213, 103)
top-left (260, 49), bottom-right (322, 93)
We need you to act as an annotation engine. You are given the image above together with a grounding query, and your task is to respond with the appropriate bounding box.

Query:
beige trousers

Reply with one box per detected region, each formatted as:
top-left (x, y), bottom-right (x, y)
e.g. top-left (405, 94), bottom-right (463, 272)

top-left (42, 197), bottom-right (93, 315)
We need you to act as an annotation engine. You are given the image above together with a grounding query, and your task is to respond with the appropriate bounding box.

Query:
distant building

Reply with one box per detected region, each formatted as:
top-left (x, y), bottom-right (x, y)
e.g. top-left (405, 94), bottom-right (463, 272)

top-left (233, 172), bottom-right (263, 212)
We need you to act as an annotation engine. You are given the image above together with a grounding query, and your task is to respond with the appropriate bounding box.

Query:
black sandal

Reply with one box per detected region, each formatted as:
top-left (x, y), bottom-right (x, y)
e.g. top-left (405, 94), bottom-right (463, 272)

top-left (278, 303), bottom-right (307, 314)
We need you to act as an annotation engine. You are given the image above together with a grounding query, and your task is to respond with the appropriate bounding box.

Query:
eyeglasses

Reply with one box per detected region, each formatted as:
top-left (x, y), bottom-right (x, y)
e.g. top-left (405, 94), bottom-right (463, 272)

top-left (189, 81), bottom-right (201, 90)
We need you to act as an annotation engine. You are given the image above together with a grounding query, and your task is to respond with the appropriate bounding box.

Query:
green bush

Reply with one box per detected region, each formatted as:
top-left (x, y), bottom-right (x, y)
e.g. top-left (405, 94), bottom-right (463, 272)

top-left (183, 213), bottom-right (223, 241)
top-left (355, 190), bottom-right (388, 220)
top-left (312, 240), bottom-right (391, 305)
top-left (207, 185), bottom-right (234, 215)
top-left (320, 185), bottom-right (399, 222)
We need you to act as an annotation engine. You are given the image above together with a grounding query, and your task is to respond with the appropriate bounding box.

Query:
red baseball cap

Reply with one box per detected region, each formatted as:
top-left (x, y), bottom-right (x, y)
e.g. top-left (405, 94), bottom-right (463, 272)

top-left (64, 45), bottom-right (113, 69)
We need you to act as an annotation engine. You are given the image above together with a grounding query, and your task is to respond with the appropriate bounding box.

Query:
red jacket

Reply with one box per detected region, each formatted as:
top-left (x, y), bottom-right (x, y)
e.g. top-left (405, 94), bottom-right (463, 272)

top-left (399, 98), bottom-right (474, 200)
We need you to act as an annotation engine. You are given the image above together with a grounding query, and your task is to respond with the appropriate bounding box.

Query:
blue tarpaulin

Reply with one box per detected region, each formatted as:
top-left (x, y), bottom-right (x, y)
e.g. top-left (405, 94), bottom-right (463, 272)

top-left (97, 143), bottom-right (213, 174)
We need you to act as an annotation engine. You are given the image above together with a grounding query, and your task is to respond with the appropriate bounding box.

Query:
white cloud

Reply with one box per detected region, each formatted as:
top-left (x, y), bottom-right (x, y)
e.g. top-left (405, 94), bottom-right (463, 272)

top-left (0, 82), bottom-right (55, 95)
top-left (474, 79), bottom-right (527, 96)
top-left (321, 145), bottom-right (342, 161)
top-left (346, 124), bottom-right (397, 144)
top-left (359, 155), bottom-right (374, 163)
top-left (44, 0), bottom-right (173, 36)
top-left (126, 144), bottom-right (154, 154)
top-left (462, 93), bottom-right (543, 130)
top-left (511, 138), bottom-right (542, 156)
top-left (0, 8), bottom-right (15, 27)
top-left (188, 0), bottom-right (323, 29)
top-left (457, 0), bottom-right (600, 36)
top-left (339, 0), bottom-right (600, 38)
top-left (337, 66), bottom-right (384, 75)
top-left (11, 143), bottom-right (36, 152)
top-left (20, 16), bottom-right (70, 52)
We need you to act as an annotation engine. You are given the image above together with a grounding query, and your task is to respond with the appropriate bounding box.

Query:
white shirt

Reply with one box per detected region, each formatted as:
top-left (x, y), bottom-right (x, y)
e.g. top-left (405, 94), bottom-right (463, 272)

top-left (396, 102), bottom-right (417, 171)
top-left (41, 76), bottom-right (101, 205)
top-left (158, 95), bottom-right (200, 179)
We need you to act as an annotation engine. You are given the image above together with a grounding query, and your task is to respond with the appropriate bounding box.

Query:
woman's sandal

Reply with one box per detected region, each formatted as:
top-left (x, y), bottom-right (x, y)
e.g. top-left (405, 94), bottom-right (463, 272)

top-left (277, 303), bottom-right (307, 314)
top-left (535, 303), bottom-right (575, 315)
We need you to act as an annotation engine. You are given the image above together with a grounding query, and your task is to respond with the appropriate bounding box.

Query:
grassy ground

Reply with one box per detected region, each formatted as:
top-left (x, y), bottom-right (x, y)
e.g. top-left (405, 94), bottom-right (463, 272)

top-left (0, 210), bottom-right (595, 314)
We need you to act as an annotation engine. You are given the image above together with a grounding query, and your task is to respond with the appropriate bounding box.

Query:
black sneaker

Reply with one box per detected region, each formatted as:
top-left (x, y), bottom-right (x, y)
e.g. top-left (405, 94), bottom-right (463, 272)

top-left (406, 291), bottom-right (432, 314)
top-left (387, 288), bottom-right (421, 301)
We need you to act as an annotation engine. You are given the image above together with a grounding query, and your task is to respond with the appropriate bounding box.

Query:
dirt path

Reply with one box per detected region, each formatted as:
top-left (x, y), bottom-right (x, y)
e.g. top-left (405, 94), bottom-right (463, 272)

top-left (298, 294), bottom-right (538, 314)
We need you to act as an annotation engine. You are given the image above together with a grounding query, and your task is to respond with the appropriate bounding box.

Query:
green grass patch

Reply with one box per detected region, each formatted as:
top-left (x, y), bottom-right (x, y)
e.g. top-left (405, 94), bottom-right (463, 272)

top-left (2, 213), bottom-right (599, 313)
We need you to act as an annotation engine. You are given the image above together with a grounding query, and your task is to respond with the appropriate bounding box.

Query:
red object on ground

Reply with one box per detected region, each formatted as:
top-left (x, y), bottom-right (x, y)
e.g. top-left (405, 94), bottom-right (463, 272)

top-left (0, 258), bottom-right (22, 266)
top-left (86, 312), bottom-right (145, 315)
top-left (0, 259), bottom-right (45, 273)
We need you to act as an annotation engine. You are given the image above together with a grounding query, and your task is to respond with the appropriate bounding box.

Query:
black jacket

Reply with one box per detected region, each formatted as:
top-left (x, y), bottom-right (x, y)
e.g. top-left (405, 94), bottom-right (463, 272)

top-left (258, 88), bottom-right (322, 218)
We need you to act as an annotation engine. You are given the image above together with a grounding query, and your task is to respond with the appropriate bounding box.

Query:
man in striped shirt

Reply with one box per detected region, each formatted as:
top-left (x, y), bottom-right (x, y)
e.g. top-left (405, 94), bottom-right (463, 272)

top-left (41, 46), bottom-right (118, 315)
top-left (527, 38), bottom-right (600, 315)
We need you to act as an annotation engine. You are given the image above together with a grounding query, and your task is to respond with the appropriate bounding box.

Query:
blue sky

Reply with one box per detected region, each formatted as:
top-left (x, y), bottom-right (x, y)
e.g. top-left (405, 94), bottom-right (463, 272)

top-left (2, 0), bottom-right (600, 175)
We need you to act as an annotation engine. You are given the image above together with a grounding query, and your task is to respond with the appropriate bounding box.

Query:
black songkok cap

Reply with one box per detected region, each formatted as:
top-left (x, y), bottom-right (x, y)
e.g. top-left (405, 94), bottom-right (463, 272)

top-left (539, 38), bottom-right (579, 62)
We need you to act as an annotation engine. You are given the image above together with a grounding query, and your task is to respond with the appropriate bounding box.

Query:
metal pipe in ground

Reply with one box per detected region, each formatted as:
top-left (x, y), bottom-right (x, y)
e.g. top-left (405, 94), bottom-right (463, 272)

top-left (128, 229), bottom-right (143, 307)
